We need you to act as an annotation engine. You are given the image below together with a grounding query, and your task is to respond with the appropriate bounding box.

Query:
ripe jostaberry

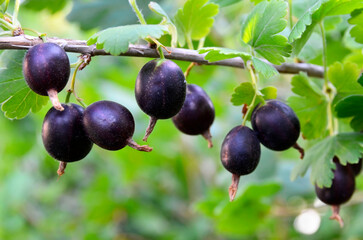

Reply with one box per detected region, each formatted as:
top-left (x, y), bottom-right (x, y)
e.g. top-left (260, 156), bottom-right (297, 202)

top-left (172, 84), bottom-right (215, 148)
top-left (23, 42), bottom-right (70, 111)
top-left (83, 100), bottom-right (152, 152)
top-left (220, 125), bottom-right (261, 201)
top-left (315, 157), bottom-right (355, 227)
top-left (42, 103), bottom-right (93, 176)
top-left (251, 100), bottom-right (301, 152)
top-left (349, 158), bottom-right (362, 177)
top-left (135, 59), bottom-right (186, 142)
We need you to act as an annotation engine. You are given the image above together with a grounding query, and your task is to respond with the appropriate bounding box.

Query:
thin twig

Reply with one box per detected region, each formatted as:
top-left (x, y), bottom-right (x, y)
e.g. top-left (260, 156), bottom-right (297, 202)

top-left (0, 35), bottom-right (324, 78)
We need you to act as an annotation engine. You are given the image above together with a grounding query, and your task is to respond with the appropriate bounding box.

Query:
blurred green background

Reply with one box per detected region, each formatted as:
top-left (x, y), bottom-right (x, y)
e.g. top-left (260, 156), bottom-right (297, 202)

top-left (0, 0), bottom-right (363, 239)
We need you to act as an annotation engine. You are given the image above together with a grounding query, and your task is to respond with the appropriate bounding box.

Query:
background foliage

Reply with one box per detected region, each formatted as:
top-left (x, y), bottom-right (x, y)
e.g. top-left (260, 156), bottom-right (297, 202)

top-left (0, 0), bottom-right (363, 239)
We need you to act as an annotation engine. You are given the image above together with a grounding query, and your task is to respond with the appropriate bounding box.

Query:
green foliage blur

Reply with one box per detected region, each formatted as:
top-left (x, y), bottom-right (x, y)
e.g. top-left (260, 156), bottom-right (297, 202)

top-left (0, 0), bottom-right (363, 239)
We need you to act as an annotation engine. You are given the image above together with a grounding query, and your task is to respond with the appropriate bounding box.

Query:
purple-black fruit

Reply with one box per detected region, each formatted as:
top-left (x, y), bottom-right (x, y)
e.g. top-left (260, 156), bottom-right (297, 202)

top-left (315, 157), bottom-right (355, 227)
top-left (349, 158), bottom-right (362, 176)
top-left (172, 84), bottom-right (215, 147)
top-left (83, 100), bottom-right (152, 152)
top-left (42, 103), bottom-right (93, 175)
top-left (220, 125), bottom-right (261, 201)
top-left (251, 100), bottom-right (300, 151)
top-left (23, 42), bottom-right (70, 111)
top-left (135, 59), bottom-right (186, 141)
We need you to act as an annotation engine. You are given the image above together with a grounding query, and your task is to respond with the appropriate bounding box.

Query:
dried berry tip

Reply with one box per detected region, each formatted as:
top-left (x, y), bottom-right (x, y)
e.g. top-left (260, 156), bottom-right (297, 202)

top-left (228, 174), bottom-right (240, 202)
top-left (57, 162), bottom-right (67, 176)
top-left (293, 143), bottom-right (305, 159)
top-left (330, 205), bottom-right (344, 228)
top-left (48, 89), bottom-right (64, 111)
top-left (127, 138), bottom-right (153, 152)
top-left (143, 117), bottom-right (158, 142)
top-left (202, 129), bottom-right (213, 148)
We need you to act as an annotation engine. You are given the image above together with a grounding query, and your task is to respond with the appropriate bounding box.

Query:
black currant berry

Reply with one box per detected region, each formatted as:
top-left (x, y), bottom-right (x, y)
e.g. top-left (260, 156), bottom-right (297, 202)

top-left (251, 100), bottom-right (300, 151)
top-left (83, 100), bottom-right (152, 152)
top-left (23, 42), bottom-right (70, 111)
top-left (315, 157), bottom-right (355, 227)
top-left (135, 59), bottom-right (186, 141)
top-left (349, 158), bottom-right (362, 177)
top-left (172, 84), bottom-right (215, 147)
top-left (220, 125), bottom-right (261, 201)
top-left (42, 103), bottom-right (93, 175)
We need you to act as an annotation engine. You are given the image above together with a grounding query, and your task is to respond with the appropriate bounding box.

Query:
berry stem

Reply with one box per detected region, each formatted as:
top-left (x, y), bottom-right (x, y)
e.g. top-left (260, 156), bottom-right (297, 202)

top-left (201, 129), bottom-right (213, 148)
top-left (330, 205), bottom-right (344, 228)
top-left (12, 0), bottom-right (21, 27)
top-left (65, 56), bottom-right (89, 106)
top-left (0, 18), bottom-right (16, 31)
top-left (293, 143), bottom-right (305, 159)
top-left (242, 61), bottom-right (258, 126)
top-left (319, 21), bottom-right (335, 136)
top-left (57, 161), bottom-right (67, 176)
top-left (229, 174), bottom-right (240, 201)
top-left (143, 116), bottom-right (158, 142)
top-left (129, 0), bottom-right (147, 25)
top-left (127, 138), bottom-right (153, 152)
top-left (184, 62), bottom-right (196, 78)
top-left (47, 89), bottom-right (64, 111)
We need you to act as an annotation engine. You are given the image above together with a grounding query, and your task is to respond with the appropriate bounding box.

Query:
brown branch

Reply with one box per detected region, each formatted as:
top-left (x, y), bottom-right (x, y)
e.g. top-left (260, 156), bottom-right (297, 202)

top-left (0, 35), bottom-right (324, 78)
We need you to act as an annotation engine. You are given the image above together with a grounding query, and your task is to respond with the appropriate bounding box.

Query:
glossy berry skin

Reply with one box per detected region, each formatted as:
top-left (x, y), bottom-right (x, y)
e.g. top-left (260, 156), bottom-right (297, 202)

top-left (135, 59), bottom-right (186, 119)
top-left (220, 126), bottom-right (261, 176)
top-left (349, 158), bottom-right (362, 176)
top-left (42, 104), bottom-right (93, 162)
top-left (83, 101), bottom-right (135, 151)
top-left (172, 84), bottom-right (215, 135)
top-left (315, 158), bottom-right (355, 205)
top-left (251, 100), bottom-right (300, 151)
top-left (23, 42), bottom-right (70, 96)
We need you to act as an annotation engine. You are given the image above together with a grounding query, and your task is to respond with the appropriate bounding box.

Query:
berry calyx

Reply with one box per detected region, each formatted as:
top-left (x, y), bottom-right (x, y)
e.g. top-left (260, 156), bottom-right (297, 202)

top-left (135, 59), bottom-right (186, 141)
top-left (23, 42), bottom-right (70, 111)
top-left (172, 84), bottom-right (215, 148)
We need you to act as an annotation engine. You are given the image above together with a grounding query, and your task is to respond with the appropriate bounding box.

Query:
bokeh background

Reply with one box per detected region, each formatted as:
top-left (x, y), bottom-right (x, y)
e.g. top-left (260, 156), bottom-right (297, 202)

top-left (0, 0), bottom-right (363, 239)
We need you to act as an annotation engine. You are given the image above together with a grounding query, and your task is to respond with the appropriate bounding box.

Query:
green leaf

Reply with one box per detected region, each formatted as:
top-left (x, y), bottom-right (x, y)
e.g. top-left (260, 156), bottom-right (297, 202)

top-left (198, 48), bottom-right (278, 78)
top-left (231, 82), bottom-right (277, 109)
top-left (174, 0), bottom-right (219, 43)
top-left (210, 0), bottom-right (241, 7)
top-left (335, 95), bottom-right (363, 131)
top-left (198, 47), bottom-right (252, 62)
top-left (22, 0), bottom-right (68, 13)
top-left (349, 8), bottom-right (363, 44)
top-left (251, 57), bottom-right (279, 79)
top-left (289, 0), bottom-right (363, 55)
top-left (241, 0), bottom-right (292, 64)
top-left (0, 51), bottom-right (48, 119)
top-left (287, 72), bottom-right (328, 139)
top-left (328, 62), bottom-right (363, 104)
top-left (87, 24), bottom-right (168, 56)
top-left (149, 2), bottom-right (178, 48)
top-left (291, 133), bottom-right (363, 188)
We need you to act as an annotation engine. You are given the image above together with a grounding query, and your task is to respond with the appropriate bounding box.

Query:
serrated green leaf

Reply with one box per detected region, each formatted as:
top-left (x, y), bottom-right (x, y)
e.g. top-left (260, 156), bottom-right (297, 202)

top-left (0, 50), bottom-right (48, 119)
top-left (289, 0), bottom-right (363, 55)
top-left (149, 2), bottom-right (178, 48)
top-left (241, 0), bottom-right (291, 64)
top-left (22, 0), bottom-right (68, 13)
top-left (349, 8), bottom-right (363, 44)
top-left (359, 74), bottom-right (363, 86)
top-left (251, 57), bottom-right (279, 79)
top-left (198, 47), bottom-right (252, 62)
top-left (87, 24), bottom-right (168, 56)
top-left (231, 82), bottom-right (257, 106)
top-left (260, 86), bottom-right (277, 100)
top-left (174, 0), bottom-right (219, 45)
top-left (198, 48), bottom-right (278, 79)
top-left (287, 72), bottom-right (328, 139)
top-left (210, 0), bottom-right (241, 7)
top-left (335, 95), bottom-right (363, 131)
top-left (291, 133), bottom-right (363, 187)
top-left (328, 62), bottom-right (363, 104)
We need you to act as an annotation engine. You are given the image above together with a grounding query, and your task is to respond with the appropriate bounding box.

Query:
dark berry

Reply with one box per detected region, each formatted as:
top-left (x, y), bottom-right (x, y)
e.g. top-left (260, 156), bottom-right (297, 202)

top-left (135, 59), bottom-right (186, 141)
top-left (23, 42), bottom-right (70, 111)
top-left (172, 84), bottom-right (215, 147)
top-left (315, 157), bottom-right (355, 227)
top-left (220, 125), bottom-right (261, 201)
top-left (83, 100), bottom-right (152, 152)
top-left (251, 100), bottom-right (300, 151)
top-left (42, 104), bottom-right (93, 175)
top-left (348, 158), bottom-right (362, 177)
